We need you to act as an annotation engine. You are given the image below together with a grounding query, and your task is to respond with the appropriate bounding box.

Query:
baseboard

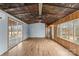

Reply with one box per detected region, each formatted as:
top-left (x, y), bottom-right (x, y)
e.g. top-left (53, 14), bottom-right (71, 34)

top-left (28, 37), bottom-right (46, 39)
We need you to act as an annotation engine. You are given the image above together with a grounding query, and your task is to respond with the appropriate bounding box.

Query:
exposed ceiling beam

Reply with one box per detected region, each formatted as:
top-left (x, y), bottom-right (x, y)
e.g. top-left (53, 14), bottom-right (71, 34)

top-left (39, 3), bottom-right (43, 17)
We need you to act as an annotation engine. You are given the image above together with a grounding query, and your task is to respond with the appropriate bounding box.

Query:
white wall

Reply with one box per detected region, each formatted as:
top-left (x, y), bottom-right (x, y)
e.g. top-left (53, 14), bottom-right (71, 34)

top-left (0, 11), bottom-right (8, 55)
top-left (29, 23), bottom-right (45, 38)
top-left (22, 23), bottom-right (28, 40)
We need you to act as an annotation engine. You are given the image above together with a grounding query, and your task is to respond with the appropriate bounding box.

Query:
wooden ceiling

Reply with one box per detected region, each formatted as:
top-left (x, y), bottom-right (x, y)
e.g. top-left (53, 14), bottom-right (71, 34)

top-left (0, 3), bottom-right (79, 25)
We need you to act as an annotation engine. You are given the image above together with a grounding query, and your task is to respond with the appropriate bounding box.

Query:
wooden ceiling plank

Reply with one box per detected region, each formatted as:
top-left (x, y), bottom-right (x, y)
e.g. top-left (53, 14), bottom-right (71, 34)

top-left (45, 3), bottom-right (79, 10)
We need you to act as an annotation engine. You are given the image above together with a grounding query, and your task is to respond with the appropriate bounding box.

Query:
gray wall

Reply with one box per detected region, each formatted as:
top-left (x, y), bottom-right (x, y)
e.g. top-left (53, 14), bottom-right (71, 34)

top-left (28, 23), bottom-right (45, 38)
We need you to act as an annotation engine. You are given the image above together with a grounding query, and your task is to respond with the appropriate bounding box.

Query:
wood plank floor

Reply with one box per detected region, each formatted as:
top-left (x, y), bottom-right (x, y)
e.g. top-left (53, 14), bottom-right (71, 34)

top-left (2, 38), bottom-right (75, 56)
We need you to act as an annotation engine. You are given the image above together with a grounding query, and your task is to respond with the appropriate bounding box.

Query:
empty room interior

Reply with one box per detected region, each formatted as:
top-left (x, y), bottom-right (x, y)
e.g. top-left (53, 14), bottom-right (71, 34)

top-left (0, 3), bottom-right (79, 56)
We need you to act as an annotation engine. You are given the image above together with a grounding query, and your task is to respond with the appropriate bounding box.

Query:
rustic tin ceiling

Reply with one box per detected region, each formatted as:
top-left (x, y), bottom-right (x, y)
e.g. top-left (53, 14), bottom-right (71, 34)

top-left (0, 3), bottom-right (79, 25)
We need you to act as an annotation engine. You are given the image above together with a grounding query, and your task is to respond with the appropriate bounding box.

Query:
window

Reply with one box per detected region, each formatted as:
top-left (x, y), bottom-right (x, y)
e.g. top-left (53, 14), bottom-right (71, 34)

top-left (68, 21), bottom-right (74, 40)
top-left (57, 19), bottom-right (79, 45)
top-left (17, 22), bottom-right (22, 42)
top-left (74, 19), bottom-right (79, 44)
top-left (61, 23), bottom-right (69, 39)
top-left (8, 18), bottom-right (17, 48)
top-left (57, 22), bottom-right (69, 39)
top-left (8, 18), bottom-right (22, 49)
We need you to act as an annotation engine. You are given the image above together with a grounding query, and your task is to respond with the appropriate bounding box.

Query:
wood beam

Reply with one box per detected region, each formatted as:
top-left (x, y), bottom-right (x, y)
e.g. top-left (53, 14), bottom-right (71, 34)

top-left (39, 3), bottom-right (43, 17)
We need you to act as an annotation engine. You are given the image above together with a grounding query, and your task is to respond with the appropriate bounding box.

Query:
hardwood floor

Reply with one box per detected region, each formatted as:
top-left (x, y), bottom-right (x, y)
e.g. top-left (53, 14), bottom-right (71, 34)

top-left (2, 38), bottom-right (74, 56)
